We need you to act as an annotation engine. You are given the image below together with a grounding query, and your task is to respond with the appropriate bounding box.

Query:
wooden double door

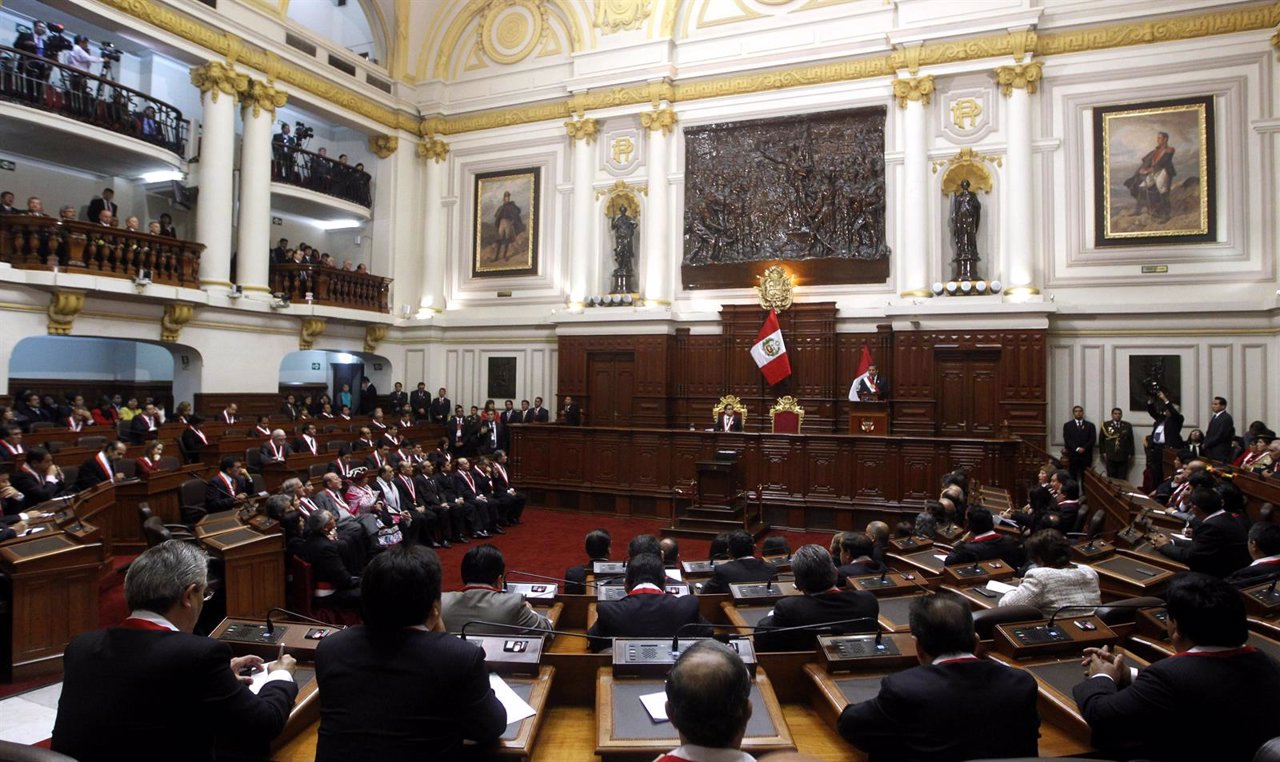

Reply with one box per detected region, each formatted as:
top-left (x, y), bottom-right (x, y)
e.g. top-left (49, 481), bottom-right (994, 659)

top-left (587, 352), bottom-right (635, 426)
top-left (936, 350), bottom-right (1000, 436)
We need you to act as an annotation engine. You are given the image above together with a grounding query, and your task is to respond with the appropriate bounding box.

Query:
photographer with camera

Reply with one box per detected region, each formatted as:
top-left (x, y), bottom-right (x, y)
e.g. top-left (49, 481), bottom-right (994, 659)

top-left (13, 21), bottom-right (66, 103)
top-left (272, 122), bottom-right (296, 182)
top-left (1146, 388), bottom-right (1183, 486)
top-left (65, 35), bottom-right (103, 117)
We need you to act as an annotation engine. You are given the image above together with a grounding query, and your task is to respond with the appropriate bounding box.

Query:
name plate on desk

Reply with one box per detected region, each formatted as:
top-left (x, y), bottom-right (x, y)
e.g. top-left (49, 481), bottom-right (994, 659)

top-left (889, 536), bottom-right (932, 552)
top-left (681, 560), bottom-right (715, 577)
top-left (613, 637), bottom-right (756, 678)
top-left (461, 634), bottom-right (544, 675)
top-left (994, 615), bottom-right (1117, 659)
top-left (218, 621), bottom-right (287, 646)
top-left (593, 561), bottom-right (627, 575)
top-left (850, 571), bottom-right (932, 596)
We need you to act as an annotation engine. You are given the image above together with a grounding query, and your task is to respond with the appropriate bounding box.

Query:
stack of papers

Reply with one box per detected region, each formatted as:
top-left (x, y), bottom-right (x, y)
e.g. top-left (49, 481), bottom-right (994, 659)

top-left (639, 691), bottom-right (669, 722)
top-left (985, 580), bottom-right (1017, 595)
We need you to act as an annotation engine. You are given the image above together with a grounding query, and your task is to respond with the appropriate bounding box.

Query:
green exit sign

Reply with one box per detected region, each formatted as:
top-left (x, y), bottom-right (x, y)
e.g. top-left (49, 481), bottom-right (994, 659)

top-left (0, 160), bottom-right (14, 171)
top-left (1141, 265), bottom-right (1168, 274)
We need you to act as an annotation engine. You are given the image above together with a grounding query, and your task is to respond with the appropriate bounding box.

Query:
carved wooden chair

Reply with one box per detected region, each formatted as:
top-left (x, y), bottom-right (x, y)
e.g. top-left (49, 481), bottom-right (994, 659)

top-left (712, 395), bottom-right (747, 430)
top-left (769, 396), bottom-right (805, 434)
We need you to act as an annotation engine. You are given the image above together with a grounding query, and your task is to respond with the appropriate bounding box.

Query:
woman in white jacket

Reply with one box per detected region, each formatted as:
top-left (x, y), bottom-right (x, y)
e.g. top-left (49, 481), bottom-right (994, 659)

top-left (999, 529), bottom-right (1101, 616)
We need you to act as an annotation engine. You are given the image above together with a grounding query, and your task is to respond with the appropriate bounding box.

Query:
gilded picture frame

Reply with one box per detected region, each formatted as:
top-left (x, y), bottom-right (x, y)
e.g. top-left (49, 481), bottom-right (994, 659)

top-left (472, 168), bottom-right (540, 277)
top-left (1093, 95), bottom-right (1216, 247)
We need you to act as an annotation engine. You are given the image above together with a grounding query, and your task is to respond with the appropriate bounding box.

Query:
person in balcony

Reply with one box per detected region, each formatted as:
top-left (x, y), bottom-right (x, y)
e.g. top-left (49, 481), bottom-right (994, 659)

top-left (59, 205), bottom-right (77, 221)
top-left (137, 105), bottom-right (161, 141)
top-left (158, 213), bottom-right (177, 238)
top-left (87, 189), bottom-right (117, 224)
top-left (13, 21), bottom-right (55, 103)
top-left (24, 197), bottom-right (47, 217)
top-left (124, 216), bottom-right (140, 232)
top-left (147, 221), bottom-right (161, 235)
top-left (67, 35), bottom-right (103, 117)
top-left (311, 147), bottom-right (333, 192)
top-left (0, 192), bottom-right (17, 214)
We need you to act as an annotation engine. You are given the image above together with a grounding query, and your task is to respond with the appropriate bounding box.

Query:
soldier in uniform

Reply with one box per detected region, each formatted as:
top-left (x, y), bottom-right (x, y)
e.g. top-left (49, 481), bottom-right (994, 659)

top-left (1098, 407), bottom-right (1134, 480)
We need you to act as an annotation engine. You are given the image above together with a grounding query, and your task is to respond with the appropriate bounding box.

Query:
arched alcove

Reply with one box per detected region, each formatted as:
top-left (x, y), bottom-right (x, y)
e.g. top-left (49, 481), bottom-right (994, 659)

top-left (8, 336), bottom-right (204, 411)
top-left (278, 349), bottom-right (392, 412)
top-left (286, 0), bottom-right (387, 64)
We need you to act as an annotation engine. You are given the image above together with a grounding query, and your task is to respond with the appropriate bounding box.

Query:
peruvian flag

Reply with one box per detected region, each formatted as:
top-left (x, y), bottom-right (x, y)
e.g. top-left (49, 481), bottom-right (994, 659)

top-left (856, 345), bottom-right (874, 378)
top-left (750, 310), bottom-right (792, 385)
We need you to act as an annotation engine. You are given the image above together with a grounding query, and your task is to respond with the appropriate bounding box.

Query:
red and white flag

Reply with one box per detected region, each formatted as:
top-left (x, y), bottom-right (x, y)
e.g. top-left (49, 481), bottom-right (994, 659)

top-left (856, 345), bottom-right (874, 378)
top-left (750, 310), bottom-right (792, 385)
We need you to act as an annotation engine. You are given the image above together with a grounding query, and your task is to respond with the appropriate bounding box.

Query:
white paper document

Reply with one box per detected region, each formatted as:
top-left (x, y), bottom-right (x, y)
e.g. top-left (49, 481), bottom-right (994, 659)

top-left (639, 691), bottom-right (669, 722)
top-left (246, 661), bottom-right (281, 695)
top-left (489, 673), bottom-right (537, 726)
top-left (933, 554), bottom-right (949, 562)
top-left (985, 580), bottom-right (1017, 595)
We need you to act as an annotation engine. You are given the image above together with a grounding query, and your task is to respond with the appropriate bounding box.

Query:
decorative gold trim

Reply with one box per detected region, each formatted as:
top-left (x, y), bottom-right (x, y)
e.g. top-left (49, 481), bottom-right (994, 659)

top-left (190, 61), bottom-right (248, 103)
top-left (769, 395), bottom-right (805, 433)
top-left (238, 77), bottom-right (288, 118)
top-left (994, 61), bottom-right (1043, 97)
top-left (300, 317), bottom-right (327, 350)
top-left (755, 265), bottom-right (794, 313)
top-left (160, 302), bottom-right (195, 343)
top-left (47, 289), bottom-right (85, 336)
top-left (601, 179), bottom-right (644, 221)
top-left (369, 134), bottom-right (400, 158)
top-left (240, 285), bottom-right (274, 293)
top-left (1009, 28), bottom-right (1037, 63)
top-left (200, 279), bottom-right (235, 287)
top-left (714, 394), bottom-right (747, 424)
top-left (596, 0), bottom-right (654, 33)
top-left (935, 147), bottom-right (998, 195)
top-left (899, 289), bottom-right (934, 298)
top-left (417, 137), bottom-right (450, 162)
top-left (640, 107), bottom-right (676, 134)
top-left (892, 75), bottom-right (934, 109)
top-left (1004, 286), bottom-right (1041, 296)
top-left (564, 117), bottom-right (600, 142)
top-left (364, 324), bottom-right (389, 352)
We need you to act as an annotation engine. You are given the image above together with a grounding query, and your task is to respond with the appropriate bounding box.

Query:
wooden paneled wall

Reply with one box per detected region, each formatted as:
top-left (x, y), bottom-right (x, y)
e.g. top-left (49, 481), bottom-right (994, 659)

top-left (7, 380), bottom-right (174, 411)
top-left (555, 303), bottom-right (1045, 446)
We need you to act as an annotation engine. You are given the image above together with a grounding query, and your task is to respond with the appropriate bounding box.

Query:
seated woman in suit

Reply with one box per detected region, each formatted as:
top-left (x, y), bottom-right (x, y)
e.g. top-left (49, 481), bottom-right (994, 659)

top-left (135, 440), bottom-right (166, 476)
top-left (998, 529), bottom-right (1100, 616)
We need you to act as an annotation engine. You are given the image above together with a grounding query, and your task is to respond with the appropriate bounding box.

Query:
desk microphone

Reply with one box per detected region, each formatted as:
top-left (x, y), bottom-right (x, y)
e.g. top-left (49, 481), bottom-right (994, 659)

top-left (668, 616), bottom-right (883, 654)
top-left (264, 607), bottom-right (342, 635)
top-left (1045, 601), bottom-right (1162, 630)
top-left (457, 619), bottom-right (593, 643)
top-left (1066, 528), bottom-right (1122, 551)
top-left (507, 569), bottom-right (599, 591)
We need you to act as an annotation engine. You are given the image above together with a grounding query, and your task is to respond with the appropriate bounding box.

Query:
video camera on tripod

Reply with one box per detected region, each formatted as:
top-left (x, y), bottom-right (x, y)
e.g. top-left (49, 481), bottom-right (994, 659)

top-left (43, 23), bottom-right (74, 56)
top-left (99, 41), bottom-right (122, 63)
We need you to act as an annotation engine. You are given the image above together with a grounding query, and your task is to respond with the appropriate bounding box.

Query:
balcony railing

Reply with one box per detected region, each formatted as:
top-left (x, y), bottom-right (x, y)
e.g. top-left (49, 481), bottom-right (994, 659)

top-left (0, 215), bottom-right (202, 287)
top-left (0, 45), bottom-right (187, 157)
top-left (269, 263), bottom-right (390, 313)
top-left (271, 145), bottom-right (372, 208)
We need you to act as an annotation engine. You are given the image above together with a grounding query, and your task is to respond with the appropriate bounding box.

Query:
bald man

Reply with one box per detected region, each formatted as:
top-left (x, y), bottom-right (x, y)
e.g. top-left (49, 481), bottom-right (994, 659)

top-left (660, 640), bottom-right (755, 762)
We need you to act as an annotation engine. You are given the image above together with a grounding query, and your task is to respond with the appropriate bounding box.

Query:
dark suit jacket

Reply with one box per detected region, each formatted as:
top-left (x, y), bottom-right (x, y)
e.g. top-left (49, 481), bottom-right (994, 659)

top-left (129, 415), bottom-right (159, 445)
top-left (260, 441), bottom-right (292, 463)
top-left (1157, 512), bottom-right (1251, 577)
top-left (74, 454), bottom-right (114, 491)
top-left (12, 468), bottom-right (64, 504)
top-left (51, 625), bottom-right (298, 762)
top-left (1203, 410), bottom-right (1236, 462)
top-left (296, 535), bottom-right (358, 592)
top-left (1226, 562), bottom-right (1280, 589)
top-left (756, 589), bottom-right (880, 651)
top-left (944, 534), bottom-right (1026, 568)
top-left (86, 197), bottom-right (118, 224)
top-left (1072, 648), bottom-right (1280, 762)
top-left (563, 405), bottom-right (582, 425)
top-left (564, 557), bottom-right (609, 595)
top-left (588, 592), bottom-right (709, 651)
top-left (1063, 419), bottom-right (1096, 463)
top-left (839, 659), bottom-right (1040, 762)
top-left (716, 413), bottom-right (743, 432)
top-left (388, 391), bottom-right (408, 411)
top-left (315, 626), bottom-right (505, 762)
top-left (179, 429), bottom-right (207, 464)
top-left (429, 397), bottom-right (452, 423)
top-left (1147, 399), bottom-right (1184, 449)
top-left (359, 384), bottom-right (378, 415)
top-left (409, 391), bottom-right (431, 416)
top-left (835, 560), bottom-right (886, 588)
top-left (700, 557), bottom-right (777, 594)
top-left (205, 473), bottom-right (246, 513)
top-left (530, 406), bottom-right (550, 423)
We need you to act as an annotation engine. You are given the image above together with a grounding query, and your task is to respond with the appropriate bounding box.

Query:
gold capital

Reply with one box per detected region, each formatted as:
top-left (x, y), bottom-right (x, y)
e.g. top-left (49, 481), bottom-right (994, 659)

top-left (369, 135), bottom-right (399, 159)
top-left (565, 117), bottom-right (599, 143)
top-left (238, 77), bottom-right (287, 118)
top-left (994, 61), bottom-right (1044, 97)
top-left (1273, 27), bottom-right (1280, 57)
top-left (892, 76), bottom-right (935, 109)
top-left (417, 138), bottom-right (450, 163)
top-left (161, 302), bottom-right (196, 343)
top-left (299, 318), bottom-right (326, 350)
top-left (189, 60), bottom-right (248, 103)
top-left (640, 107), bottom-right (676, 135)
top-left (47, 290), bottom-right (85, 336)
top-left (365, 324), bottom-right (388, 352)
top-left (596, 0), bottom-right (654, 33)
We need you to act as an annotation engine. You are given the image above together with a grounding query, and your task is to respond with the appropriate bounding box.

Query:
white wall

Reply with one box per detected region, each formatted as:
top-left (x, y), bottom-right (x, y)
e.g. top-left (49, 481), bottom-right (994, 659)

top-left (9, 336), bottom-right (173, 381)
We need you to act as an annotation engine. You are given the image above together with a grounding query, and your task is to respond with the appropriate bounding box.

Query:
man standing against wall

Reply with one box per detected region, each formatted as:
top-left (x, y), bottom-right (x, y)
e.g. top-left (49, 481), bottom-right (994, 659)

top-left (1098, 407), bottom-right (1134, 480)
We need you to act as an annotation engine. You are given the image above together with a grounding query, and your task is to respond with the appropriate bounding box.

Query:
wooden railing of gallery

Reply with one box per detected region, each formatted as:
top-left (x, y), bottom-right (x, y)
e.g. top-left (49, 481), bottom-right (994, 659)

top-left (269, 263), bottom-right (391, 313)
top-left (0, 215), bottom-right (203, 287)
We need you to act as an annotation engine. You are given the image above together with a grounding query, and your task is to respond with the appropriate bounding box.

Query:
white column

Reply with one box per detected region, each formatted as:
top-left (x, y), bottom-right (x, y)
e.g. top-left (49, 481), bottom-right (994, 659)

top-left (190, 62), bottom-right (243, 291)
top-left (418, 138), bottom-right (449, 314)
top-left (236, 79), bottom-right (285, 296)
top-left (642, 107), bottom-right (675, 306)
top-left (894, 76), bottom-right (933, 297)
top-left (997, 62), bottom-right (1042, 295)
top-left (567, 118), bottom-right (598, 307)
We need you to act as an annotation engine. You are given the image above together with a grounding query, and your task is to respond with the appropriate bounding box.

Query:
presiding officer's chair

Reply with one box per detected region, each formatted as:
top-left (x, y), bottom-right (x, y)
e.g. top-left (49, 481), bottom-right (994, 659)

top-left (769, 396), bottom-right (805, 434)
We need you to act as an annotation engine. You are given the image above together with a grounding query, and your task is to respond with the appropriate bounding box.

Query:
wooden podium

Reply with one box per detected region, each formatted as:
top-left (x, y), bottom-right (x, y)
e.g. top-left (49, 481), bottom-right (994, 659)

top-left (663, 456), bottom-right (766, 540)
top-left (201, 526), bottom-right (284, 618)
top-left (848, 402), bottom-right (890, 436)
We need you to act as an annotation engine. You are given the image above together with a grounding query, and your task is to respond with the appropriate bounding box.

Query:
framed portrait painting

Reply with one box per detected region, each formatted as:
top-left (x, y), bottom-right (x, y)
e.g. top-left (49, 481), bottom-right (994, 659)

top-left (472, 168), bottom-right (540, 277)
top-left (1093, 95), bottom-right (1216, 247)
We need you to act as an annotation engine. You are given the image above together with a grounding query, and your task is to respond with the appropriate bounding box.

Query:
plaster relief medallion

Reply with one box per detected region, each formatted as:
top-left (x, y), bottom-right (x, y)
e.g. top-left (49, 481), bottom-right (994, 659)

top-left (605, 128), bottom-right (642, 176)
top-left (941, 89), bottom-right (993, 143)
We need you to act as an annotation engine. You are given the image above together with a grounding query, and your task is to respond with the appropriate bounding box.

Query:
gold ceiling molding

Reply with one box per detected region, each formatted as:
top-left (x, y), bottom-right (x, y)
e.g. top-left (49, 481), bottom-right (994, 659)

top-left (47, 290), bottom-right (85, 336)
top-left (1036, 3), bottom-right (1280, 57)
top-left (417, 137), bottom-right (450, 162)
top-left (596, 0), bottom-right (655, 33)
top-left (299, 317), bottom-right (327, 350)
top-left (190, 60), bottom-right (248, 102)
top-left (428, 0), bottom-right (585, 81)
top-left (892, 75), bottom-right (934, 109)
top-left (238, 77), bottom-right (288, 118)
top-left (564, 117), bottom-right (600, 142)
top-left (994, 61), bottom-right (1043, 97)
top-left (160, 302), bottom-right (196, 343)
top-left (369, 134), bottom-right (399, 158)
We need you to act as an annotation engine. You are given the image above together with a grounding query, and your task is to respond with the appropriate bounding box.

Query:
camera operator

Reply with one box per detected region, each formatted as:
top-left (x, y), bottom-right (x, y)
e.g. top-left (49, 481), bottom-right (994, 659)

top-left (65, 35), bottom-right (103, 117)
top-left (13, 21), bottom-right (59, 103)
top-left (273, 122), bottom-right (295, 182)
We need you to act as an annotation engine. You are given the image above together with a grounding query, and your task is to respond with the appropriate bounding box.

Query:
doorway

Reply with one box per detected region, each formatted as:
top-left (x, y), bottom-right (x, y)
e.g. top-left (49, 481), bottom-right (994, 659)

top-left (586, 352), bottom-right (636, 426)
top-left (935, 351), bottom-right (1000, 436)
top-left (333, 363), bottom-right (364, 413)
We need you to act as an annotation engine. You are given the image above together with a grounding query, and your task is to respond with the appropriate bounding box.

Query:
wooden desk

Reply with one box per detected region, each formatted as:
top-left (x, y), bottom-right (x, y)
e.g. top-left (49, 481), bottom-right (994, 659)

top-left (875, 593), bottom-right (929, 633)
top-left (115, 464), bottom-right (208, 535)
top-left (847, 403), bottom-right (889, 436)
top-left (0, 532), bottom-right (104, 679)
top-left (886, 549), bottom-right (946, 577)
top-left (595, 667), bottom-right (793, 761)
top-left (201, 526), bottom-right (284, 618)
top-left (1091, 553), bottom-right (1175, 598)
top-left (942, 583), bottom-right (1008, 610)
top-left (496, 666), bottom-right (555, 760)
top-left (262, 453), bottom-right (333, 492)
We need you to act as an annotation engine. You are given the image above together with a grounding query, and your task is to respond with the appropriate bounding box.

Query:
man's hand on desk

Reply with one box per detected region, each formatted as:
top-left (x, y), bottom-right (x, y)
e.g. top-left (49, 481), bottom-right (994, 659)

top-left (1082, 646), bottom-right (1130, 687)
top-left (230, 653), bottom-right (297, 685)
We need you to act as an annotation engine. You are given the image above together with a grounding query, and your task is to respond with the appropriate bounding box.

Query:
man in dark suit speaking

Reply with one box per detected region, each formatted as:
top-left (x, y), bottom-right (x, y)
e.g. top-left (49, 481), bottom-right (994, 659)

top-left (52, 541), bottom-right (299, 761)
top-left (838, 593), bottom-right (1040, 761)
top-left (1073, 572), bottom-right (1280, 762)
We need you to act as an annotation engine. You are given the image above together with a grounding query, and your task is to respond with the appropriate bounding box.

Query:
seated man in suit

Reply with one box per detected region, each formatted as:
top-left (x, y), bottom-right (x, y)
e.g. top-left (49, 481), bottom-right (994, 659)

top-left (11, 447), bottom-right (67, 504)
top-left (295, 422), bottom-right (320, 456)
top-left (660, 640), bottom-right (755, 762)
top-left (756, 544), bottom-right (880, 652)
top-left (0, 424), bottom-right (24, 462)
top-left (74, 439), bottom-right (127, 491)
top-left (52, 541), bottom-right (298, 761)
top-left (206, 456), bottom-right (249, 513)
top-left (943, 508), bottom-right (1025, 569)
top-left (179, 415), bottom-right (210, 464)
top-left (1226, 522), bottom-right (1280, 588)
top-left (1049, 478), bottom-right (1082, 533)
top-left (566, 528), bottom-right (611, 595)
top-left (628, 534), bottom-right (679, 584)
top-left (440, 544), bottom-right (551, 635)
top-left (588, 553), bottom-right (709, 652)
top-left (700, 529), bottom-right (777, 594)
top-left (1152, 486), bottom-right (1251, 577)
top-left (128, 402), bottom-right (161, 445)
top-left (260, 429), bottom-right (292, 464)
top-left (295, 510), bottom-right (361, 610)
top-left (838, 593), bottom-right (1040, 761)
top-left (834, 532), bottom-right (885, 587)
top-left (315, 544), bottom-right (505, 761)
top-left (1073, 572), bottom-right (1280, 762)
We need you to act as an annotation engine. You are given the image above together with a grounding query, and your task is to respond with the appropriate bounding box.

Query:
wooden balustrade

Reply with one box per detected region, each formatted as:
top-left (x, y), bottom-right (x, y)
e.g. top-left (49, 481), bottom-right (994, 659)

top-left (0, 215), bottom-right (202, 287)
top-left (269, 262), bottom-right (391, 313)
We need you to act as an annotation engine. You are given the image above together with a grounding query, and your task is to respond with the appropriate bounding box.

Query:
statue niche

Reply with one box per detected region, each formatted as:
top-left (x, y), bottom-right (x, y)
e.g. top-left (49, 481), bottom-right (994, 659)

top-left (681, 107), bottom-right (890, 290)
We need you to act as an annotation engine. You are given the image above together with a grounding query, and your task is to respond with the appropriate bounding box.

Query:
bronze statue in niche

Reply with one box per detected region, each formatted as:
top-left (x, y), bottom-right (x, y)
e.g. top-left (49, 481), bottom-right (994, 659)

top-left (682, 107), bottom-right (889, 272)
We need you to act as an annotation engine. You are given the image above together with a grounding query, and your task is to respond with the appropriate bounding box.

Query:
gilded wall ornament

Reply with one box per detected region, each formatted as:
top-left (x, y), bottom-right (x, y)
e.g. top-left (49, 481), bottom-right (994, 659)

top-left (755, 265), bottom-right (794, 312)
top-left (189, 60), bottom-right (248, 103)
top-left (160, 302), bottom-right (195, 343)
top-left (418, 138), bottom-right (450, 163)
top-left (994, 61), bottom-right (1044, 97)
top-left (364, 324), bottom-right (388, 352)
top-left (299, 318), bottom-right (326, 350)
top-left (596, 0), bottom-right (654, 33)
top-left (369, 134), bottom-right (400, 159)
top-left (934, 148), bottom-right (999, 195)
top-left (47, 290), bottom-right (85, 336)
top-left (640, 107), bottom-right (676, 134)
top-left (892, 76), bottom-right (935, 109)
top-left (238, 77), bottom-right (287, 118)
top-left (564, 117), bottom-right (600, 143)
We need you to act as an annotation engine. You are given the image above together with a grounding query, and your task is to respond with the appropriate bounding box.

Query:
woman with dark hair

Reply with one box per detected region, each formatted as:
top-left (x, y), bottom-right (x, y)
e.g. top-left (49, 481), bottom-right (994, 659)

top-left (91, 395), bottom-right (119, 427)
top-left (914, 499), bottom-right (947, 539)
top-left (135, 440), bottom-right (166, 476)
top-left (1006, 485), bottom-right (1056, 534)
top-left (998, 529), bottom-right (1100, 615)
